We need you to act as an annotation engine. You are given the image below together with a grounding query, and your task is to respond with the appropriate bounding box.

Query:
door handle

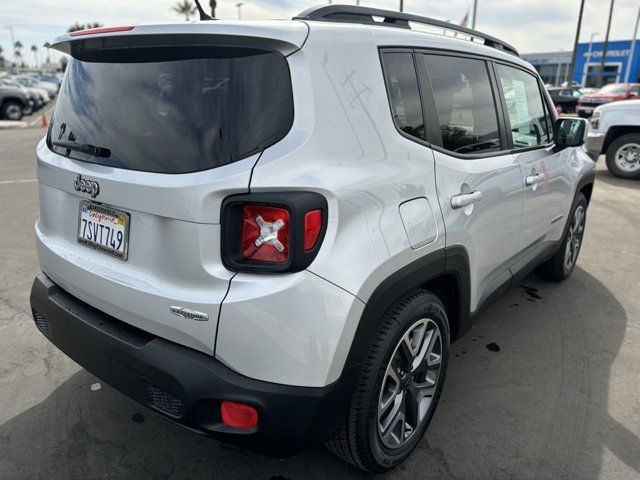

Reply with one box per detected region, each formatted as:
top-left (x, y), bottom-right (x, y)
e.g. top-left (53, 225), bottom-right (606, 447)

top-left (525, 173), bottom-right (544, 186)
top-left (451, 190), bottom-right (483, 209)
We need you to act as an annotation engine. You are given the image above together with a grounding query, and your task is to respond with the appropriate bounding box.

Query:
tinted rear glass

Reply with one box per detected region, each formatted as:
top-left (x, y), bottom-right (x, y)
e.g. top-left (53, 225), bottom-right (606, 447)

top-left (423, 54), bottom-right (501, 155)
top-left (48, 47), bottom-right (293, 174)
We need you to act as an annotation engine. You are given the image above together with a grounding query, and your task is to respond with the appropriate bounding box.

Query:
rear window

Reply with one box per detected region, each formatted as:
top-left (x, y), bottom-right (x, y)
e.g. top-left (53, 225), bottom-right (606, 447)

top-left (48, 47), bottom-right (293, 174)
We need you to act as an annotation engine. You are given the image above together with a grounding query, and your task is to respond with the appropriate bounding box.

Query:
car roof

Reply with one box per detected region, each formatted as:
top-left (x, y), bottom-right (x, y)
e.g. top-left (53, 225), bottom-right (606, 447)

top-left (52, 16), bottom-right (534, 74)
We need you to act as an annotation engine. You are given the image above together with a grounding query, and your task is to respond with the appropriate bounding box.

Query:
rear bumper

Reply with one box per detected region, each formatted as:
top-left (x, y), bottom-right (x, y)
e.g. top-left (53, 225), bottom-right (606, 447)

top-left (30, 273), bottom-right (355, 454)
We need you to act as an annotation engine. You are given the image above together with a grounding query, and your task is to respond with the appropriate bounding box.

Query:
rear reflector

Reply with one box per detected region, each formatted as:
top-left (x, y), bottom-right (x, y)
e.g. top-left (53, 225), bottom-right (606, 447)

top-left (241, 204), bottom-right (290, 263)
top-left (70, 26), bottom-right (135, 36)
top-left (221, 401), bottom-right (259, 430)
top-left (304, 209), bottom-right (323, 250)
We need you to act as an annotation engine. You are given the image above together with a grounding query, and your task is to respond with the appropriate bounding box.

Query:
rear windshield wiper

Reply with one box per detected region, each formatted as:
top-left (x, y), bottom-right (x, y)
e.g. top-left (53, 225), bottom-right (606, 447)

top-left (52, 140), bottom-right (111, 158)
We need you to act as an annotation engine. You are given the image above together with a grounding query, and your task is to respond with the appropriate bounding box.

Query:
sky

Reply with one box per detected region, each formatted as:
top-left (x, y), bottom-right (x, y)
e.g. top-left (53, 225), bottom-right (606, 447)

top-left (1, 0), bottom-right (639, 67)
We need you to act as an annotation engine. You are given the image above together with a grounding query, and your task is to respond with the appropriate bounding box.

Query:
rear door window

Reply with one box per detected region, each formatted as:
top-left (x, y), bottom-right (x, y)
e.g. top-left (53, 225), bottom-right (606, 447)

top-left (494, 64), bottom-right (553, 148)
top-left (380, 51), bottom-right (426, 141)
top-left (422, 54), bottom-right (501, 155)
top-left (49, 46), bottom-right (293, 174)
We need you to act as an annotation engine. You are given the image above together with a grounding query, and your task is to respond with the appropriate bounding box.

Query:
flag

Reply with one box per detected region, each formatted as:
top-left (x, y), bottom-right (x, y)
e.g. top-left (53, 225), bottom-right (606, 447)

top-left (459, 10), bottom-right (469, 27)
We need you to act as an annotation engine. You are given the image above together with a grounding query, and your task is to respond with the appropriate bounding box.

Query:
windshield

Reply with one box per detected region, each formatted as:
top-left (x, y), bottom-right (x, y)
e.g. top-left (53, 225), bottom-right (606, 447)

top-left (48, 46), bottom-right (294, 174)
top-left (598, 84), bottom-right (629, 94)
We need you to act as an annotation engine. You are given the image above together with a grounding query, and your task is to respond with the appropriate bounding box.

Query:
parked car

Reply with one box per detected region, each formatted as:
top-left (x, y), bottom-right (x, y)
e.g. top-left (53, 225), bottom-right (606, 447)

top-left (0, 79), bottom-right (37, 115)
top-left (577, 83), bottom-right (640, 118)
top-left (585, 100), bottom-right (640, 179)
top-left (547, 86), bottom-right (582, 113)
top-left (30, 6), bottom-right (595, 473)
top-left (11, 76), bottom-right (54, 103)
top-left (580, 87), bottom-right (599, 95)
top-left (15, 75), bottom-right (58, 97)
top-left (0, 85), bottom-right (29, 120)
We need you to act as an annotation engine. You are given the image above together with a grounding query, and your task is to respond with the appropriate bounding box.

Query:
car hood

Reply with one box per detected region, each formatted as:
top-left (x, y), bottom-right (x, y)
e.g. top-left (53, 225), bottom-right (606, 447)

top-left (597, 99), bottom-right (640, 112)
top-left (0, 86), bottom-right (27, 100)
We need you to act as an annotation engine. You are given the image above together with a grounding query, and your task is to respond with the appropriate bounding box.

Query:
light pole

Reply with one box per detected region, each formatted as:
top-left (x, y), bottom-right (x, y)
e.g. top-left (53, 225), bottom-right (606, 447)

top-left (585, 33), bottom-right (599, 86)
top-left (5, 26), bottom-right (16, 73)
top-left (568, 0), bottom-right (586, 88)
top-left (235, 2), bottom-right (243, 19)
top-left (599, 0), bottom-right (615, 87)
top-left (471, 0), bottom-right (478, 29)
top-left (399, 0), bottom-right (404, 12)
top-left (625, 5), bottom-right (640, 83)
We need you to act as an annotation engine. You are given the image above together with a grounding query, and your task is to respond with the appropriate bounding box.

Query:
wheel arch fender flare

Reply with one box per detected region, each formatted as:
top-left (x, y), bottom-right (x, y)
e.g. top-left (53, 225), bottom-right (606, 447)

top-left (342, 246), bottom-right (471, 374)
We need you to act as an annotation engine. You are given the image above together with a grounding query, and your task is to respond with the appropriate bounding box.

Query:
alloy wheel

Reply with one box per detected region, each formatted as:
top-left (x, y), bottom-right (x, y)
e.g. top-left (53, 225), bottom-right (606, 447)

top-left (377, 318), bottom-right (442, 449)
top-left (564, 204), bottom-right (585, 275)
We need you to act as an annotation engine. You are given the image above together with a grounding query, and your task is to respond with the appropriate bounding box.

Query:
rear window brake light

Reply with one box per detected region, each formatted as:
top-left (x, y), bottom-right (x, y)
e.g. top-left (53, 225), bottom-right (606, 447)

top-left (70, 26), bottom-right (135, 37)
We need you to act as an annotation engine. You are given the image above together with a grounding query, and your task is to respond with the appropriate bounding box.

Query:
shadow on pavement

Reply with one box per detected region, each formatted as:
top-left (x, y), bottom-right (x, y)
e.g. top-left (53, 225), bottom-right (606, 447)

top-left (0, 268), bottom-right (638, 479)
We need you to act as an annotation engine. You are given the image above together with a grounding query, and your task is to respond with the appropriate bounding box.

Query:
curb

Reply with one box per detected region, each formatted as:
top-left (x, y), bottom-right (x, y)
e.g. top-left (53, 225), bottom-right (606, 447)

top-left (0, 121), bottom-right (28, 130)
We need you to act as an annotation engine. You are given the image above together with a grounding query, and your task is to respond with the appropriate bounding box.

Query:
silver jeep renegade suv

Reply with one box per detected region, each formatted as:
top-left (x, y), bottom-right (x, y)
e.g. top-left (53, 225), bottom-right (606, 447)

top-left (30, 5), bottom-right (596, 472)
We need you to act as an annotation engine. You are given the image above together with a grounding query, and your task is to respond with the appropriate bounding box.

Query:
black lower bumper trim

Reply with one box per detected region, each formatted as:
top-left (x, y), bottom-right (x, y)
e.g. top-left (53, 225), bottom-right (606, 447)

top-left (29, 273), bottom-right (355, 454)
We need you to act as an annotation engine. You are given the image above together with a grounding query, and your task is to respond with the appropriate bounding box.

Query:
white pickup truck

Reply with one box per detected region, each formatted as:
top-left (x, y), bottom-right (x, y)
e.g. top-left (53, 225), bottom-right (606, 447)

top-left (585, 100), bottom-right (640, 179)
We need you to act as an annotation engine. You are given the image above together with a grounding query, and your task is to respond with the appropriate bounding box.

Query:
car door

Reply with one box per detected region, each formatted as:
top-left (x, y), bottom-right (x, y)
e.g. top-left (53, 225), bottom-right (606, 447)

top-left (417, 53), bottom-right (524, 313)
top-left (492, 62), bottom-right (572, 264)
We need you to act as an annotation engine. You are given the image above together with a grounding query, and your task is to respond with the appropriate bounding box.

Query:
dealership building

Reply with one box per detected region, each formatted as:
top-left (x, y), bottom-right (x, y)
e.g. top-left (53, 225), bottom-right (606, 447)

top-left (522, 39), bottom-right (640, 86)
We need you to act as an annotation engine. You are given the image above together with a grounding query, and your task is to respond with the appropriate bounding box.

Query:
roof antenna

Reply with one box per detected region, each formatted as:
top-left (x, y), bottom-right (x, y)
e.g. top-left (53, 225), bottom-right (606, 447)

top-left (194, 0), bottom-right (214, 20)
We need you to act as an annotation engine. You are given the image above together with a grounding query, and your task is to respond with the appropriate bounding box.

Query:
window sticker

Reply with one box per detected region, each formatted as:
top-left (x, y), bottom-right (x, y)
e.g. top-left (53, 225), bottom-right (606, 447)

top-left (512, 79), bottom-right (530, 134)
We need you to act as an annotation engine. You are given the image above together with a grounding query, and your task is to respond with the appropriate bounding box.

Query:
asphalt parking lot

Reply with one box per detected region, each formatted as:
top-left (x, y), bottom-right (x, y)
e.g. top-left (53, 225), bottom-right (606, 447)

top-left (1, 126), bottom-right (639, 480)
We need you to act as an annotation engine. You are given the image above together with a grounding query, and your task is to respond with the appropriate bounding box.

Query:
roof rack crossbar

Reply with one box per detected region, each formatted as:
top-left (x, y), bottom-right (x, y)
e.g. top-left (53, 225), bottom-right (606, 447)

top-left (293, 5), bottom-right (519, 57)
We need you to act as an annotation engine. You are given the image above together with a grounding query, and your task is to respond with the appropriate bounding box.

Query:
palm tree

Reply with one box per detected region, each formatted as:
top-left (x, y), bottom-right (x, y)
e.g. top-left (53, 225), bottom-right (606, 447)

top-left (31, 45), bottom-right (38, 69)
top-left (0, 46), bottom-right (4, 69)
top-left (172, 0), bottom-right (197, 21)
top-left (14, 49), bottom-right (22, 71)
top-left (67, 22), bottom-right (102, 33)
top-left (13, 41), bottom-right (23, 71)
top-left (43, 42), bottom-right (51, 63)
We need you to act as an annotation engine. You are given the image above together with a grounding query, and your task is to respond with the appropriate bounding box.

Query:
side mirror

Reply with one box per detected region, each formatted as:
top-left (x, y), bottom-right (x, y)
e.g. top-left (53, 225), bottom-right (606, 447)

top-left (554, 117), bottom-right (589, 148)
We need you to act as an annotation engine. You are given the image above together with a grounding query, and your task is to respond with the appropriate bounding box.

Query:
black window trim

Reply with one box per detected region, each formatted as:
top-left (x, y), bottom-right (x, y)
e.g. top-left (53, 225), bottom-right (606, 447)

top-left (417, 49), bottom-right (510, 160)
top-left (378, 45), bottom-right (557, 159)
top-left (378, 47), bottom-right (432, 149)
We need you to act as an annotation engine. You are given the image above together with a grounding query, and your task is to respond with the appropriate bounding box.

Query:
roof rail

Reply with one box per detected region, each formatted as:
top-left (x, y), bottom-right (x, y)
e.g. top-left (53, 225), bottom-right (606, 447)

top-left (293, 5), bottom-right (519, 57)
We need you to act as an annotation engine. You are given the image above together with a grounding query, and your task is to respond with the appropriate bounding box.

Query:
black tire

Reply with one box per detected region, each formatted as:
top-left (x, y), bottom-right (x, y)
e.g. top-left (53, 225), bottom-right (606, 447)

top-left (1, 100), bottom-right (24, 121)
top-left (23, 102), bottom-right (33, 116)
top-left (605, 133), bottom-right (640, 179)
top-left (326, 290), bottom-right (450, 472)
top-left (537, 193), bottom-right (588, 281)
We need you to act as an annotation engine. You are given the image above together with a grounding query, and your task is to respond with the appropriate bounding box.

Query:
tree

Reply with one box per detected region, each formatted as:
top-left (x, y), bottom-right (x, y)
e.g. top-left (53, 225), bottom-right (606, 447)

top-left (14, 49), bottom-right (22, 70)
top-left (172, 0), bottom-right (197, 21)
top-left (43, 42), bottom-right (51, 63)
top-left (68, 22), bottom-right (103, 33)
top-left (210, 0), bottom-right (217, 18)
top-left (31, 45), bottom-right (38, 68)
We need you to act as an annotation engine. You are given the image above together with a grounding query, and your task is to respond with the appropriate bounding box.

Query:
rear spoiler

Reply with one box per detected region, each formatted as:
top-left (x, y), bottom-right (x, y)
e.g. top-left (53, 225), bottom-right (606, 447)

top-left (51, 22), bottom-right (309, 58)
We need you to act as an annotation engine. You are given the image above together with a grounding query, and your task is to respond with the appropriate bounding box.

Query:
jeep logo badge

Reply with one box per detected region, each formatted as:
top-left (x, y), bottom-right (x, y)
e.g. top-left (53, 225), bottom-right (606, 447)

top-left (73, 174), bottom-right (100, 198)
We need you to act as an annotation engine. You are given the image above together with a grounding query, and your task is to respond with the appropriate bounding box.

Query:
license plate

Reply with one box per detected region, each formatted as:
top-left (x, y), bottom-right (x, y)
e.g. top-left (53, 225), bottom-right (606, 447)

top-left (77, 202), bottom-right (130, 260)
